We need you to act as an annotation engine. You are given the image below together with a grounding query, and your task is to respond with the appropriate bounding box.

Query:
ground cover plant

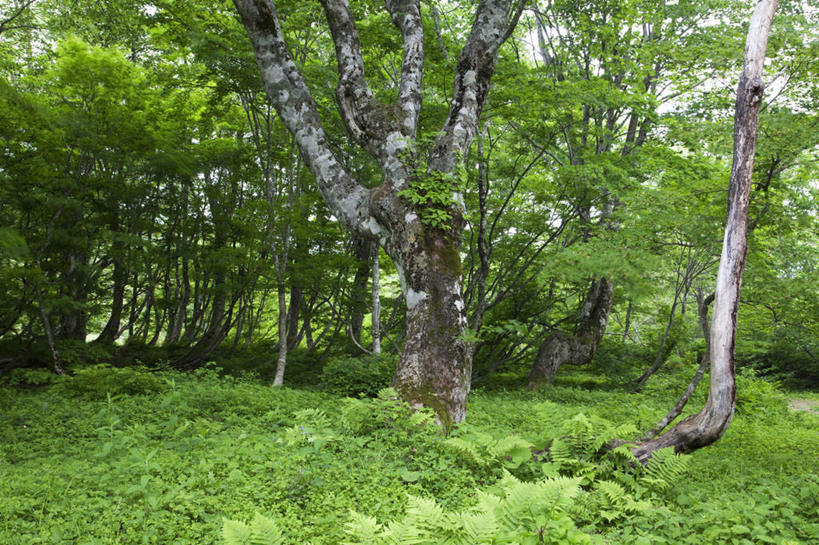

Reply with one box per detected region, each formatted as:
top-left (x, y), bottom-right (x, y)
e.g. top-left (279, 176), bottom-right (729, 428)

top-left (1, 362), bottom-right (817, 545)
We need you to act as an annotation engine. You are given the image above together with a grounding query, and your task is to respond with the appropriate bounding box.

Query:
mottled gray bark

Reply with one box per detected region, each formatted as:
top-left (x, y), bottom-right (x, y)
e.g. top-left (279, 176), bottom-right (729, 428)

top-left (632, 0), bottom-right (777, 461)
top-left (233, 0), bottom-right (523, 424)
top-left (528, 277), bottom-right (614, 388)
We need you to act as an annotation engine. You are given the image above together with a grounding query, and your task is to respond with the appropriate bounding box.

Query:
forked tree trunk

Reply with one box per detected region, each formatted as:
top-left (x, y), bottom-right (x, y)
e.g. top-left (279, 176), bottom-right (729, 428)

top-left (632, 0), bottom-right (777, 461)
top-left (234, 0), bottom-right (522, 424)
top-left (528, 277), bottom-right (613, 388)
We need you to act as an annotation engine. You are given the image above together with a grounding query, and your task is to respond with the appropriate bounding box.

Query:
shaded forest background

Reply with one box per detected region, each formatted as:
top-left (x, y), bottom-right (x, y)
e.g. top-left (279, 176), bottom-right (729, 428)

top-left (1, 0), bottom-right (817, 390)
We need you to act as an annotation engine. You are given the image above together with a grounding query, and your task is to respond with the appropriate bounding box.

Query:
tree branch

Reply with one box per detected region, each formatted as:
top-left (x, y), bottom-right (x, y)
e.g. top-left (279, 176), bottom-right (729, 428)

top-left (0, 0), bottom-right (37, 36)
top-left (385, 0), bottom-right (424, 138)
top-left (319, 0), bottom-right (378, 144)
top-left (429, 0), bottom-right (523, 174)
top-left (232, 0), bottom-right (375, 236)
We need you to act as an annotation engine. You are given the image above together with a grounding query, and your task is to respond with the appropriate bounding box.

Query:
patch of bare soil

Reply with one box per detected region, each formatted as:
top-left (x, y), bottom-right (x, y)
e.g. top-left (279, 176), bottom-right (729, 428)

top-left (788, 399), bottom-right (819, 414)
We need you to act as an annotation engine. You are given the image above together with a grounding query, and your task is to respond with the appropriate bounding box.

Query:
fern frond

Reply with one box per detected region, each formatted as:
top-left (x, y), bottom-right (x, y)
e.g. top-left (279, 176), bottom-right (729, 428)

top-left (404, 495), bottom-right (446, 533)
top-left (343, 512), bottom-right (382, 545)
top-left (458, 511), bottom-right (500, 543)
top-left (222, 518), bottom-right (251, 545)
top-left (641, 447), bottom-right (690, 492)
top-left (382, 519), bottom-right (423, 545)
top-left (249, 513), bottom-right (283, 545)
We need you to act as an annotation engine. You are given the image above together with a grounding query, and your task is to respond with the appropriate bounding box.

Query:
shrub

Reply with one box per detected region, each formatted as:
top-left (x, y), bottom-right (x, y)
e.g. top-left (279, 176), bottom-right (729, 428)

top-left (735, 366), bottom-right (787, 418)
top-left (3, 367), bottom-right (56, 387)
top-left (320, 353), bottom-right (397, 397)
top-left (54, 363), bottom-right (167, 398)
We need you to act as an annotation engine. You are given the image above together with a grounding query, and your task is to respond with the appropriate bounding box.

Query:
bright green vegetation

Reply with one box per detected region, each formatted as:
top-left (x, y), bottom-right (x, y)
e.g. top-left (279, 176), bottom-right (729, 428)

top-left (2, 364), bottom-right (817, 545)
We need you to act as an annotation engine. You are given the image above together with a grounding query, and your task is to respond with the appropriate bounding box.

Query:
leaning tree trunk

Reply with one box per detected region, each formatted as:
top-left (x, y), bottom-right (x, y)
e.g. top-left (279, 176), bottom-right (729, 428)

top-left (528, 277), bottom-right (613, 388)
top-left (632, 0), bottom-right (777, 461)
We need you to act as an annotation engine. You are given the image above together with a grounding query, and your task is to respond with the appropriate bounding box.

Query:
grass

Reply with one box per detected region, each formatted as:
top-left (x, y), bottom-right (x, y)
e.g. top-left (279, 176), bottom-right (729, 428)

top-left (0, 362), bottom-right (817, 544)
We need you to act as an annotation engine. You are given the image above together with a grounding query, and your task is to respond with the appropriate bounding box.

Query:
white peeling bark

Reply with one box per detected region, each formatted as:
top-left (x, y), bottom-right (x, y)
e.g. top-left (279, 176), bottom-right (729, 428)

top-left (273, 277), bottom-right (288, 386)
top-left (633, 0), bottom-right (777, 461)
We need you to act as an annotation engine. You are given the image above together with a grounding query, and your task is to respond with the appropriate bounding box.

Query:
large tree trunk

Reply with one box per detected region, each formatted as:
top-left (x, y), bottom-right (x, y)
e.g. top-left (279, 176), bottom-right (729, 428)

top-left (632, 0), bottom-right (777, 461)
top-left (95, 260), bottom-right (125, 345)
top-left (528, 277), bottom-right (613, 388)
top-left (95, 215), bottom-right (127, 345)
top-left (58, 251), bottom-right (88, 341)
top-left (392, 228), bottom-right (470, 429)
top-left (286, 284), bottom-right (303, 349)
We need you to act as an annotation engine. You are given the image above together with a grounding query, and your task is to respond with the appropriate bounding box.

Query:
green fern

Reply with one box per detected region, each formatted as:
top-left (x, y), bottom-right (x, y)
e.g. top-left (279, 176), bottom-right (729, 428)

top-left (222, 513), bottom-right (283, 545)
top-left (445, 430), bottom-right (534, 469)
top-left (641, 447), bottom-right (691, 492)
top-left (342, 473), bottom-right (596, 545)
top-left (546, 413), bottom-right (689, 496)
top-left (343, 512), bottom-right (381, 545)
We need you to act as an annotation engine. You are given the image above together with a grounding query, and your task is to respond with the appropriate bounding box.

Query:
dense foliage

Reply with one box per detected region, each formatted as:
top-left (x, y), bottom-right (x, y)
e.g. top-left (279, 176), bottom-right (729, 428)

top-left (0, 0), bottom-right (817, 542)
top-left (0, 0), bottom-right (816, 389)
top-left (1, 364), bottom-right (817, 544)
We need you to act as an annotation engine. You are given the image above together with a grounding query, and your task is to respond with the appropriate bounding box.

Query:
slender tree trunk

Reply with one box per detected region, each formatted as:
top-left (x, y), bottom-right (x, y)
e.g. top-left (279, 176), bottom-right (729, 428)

top-left (372, 245), bottom-right (381, 354)
top-left (633, 292), bottom-right (682, 392)
top-left (470, 133), bottom-right (491, 342)
top-left (632, 0), bottom-right (777, 460)
top-left (273, 277), bottom-right (288, 385)
top-left (35, 282), bottom-right (64, 375)
top-left (622, 299), bottom-right (632, 342)
top-left (528, 277), bottom-right (614, 387)
top-left (349, 235), bottom-right (371, 343)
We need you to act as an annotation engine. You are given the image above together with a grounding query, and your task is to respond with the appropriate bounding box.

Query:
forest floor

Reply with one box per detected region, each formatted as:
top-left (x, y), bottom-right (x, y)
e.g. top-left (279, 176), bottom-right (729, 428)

top-left (1, 363), bottom-right (817, 545)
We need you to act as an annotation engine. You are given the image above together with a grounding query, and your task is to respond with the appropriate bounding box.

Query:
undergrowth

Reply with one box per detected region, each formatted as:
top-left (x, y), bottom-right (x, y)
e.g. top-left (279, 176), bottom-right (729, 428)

top-left (1, 363), bottom-right (817, 544)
